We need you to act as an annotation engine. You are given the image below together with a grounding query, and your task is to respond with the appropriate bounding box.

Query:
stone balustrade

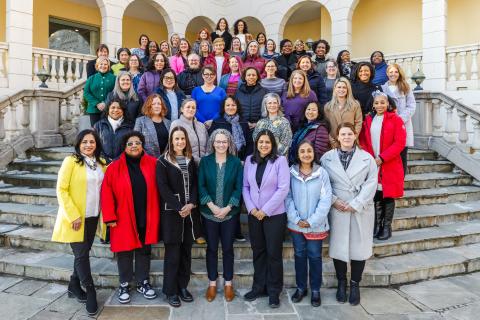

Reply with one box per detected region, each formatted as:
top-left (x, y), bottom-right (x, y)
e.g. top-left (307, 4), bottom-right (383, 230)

top-left (413, 91), bottom-right (480, 180)
top-left (353, 51), bottom-right (423, 83)
top-left (446, 43), bottom-right (480, 90)
top-left (32, 48), bottom-right (95, 90)
top-left (0, 82), bottom-right (85, 168)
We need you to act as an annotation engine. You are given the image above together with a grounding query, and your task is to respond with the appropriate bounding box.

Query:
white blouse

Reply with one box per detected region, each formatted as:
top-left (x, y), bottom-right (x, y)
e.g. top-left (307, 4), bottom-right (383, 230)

top-left (85, 163), bottom-right (104, 218)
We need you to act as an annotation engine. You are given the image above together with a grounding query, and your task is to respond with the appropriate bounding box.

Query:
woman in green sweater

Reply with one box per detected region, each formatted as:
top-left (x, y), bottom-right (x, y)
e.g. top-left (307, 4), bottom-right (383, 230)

top-left (84, 56), bottom-right (116, 126)
top-left (198, 129), bottom-right (243, 303)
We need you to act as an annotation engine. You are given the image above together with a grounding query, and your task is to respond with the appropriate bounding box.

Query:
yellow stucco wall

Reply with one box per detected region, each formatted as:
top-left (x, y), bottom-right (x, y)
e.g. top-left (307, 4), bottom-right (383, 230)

top-left (283, 6), bottom-right (332, 43)
top-left (448, 0), bottom-right (480, 46)
top-left (0, 0), bottom-right (5, 42)
top-left (122, 15), bottom-right (168, 49)
top-left (352, 0), bottom-right (422, 58)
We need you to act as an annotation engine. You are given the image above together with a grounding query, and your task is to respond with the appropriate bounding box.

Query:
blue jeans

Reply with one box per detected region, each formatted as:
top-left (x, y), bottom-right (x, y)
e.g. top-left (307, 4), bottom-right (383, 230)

top-left (290, 231), bottom-right (323, 292)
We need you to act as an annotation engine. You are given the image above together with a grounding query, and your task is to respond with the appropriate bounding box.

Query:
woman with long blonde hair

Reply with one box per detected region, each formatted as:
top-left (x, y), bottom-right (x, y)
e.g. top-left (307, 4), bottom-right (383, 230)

top-left (381, 63), bottom-right (416, 174)
top-left (324, 78), bottom-right (362, 145)
top-left (281, 70), bottom-right (318, 132)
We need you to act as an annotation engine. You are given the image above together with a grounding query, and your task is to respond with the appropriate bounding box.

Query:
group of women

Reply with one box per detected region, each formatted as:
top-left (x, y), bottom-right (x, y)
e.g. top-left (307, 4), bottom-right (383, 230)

top-left (55, 17), bottom-right (417, 316)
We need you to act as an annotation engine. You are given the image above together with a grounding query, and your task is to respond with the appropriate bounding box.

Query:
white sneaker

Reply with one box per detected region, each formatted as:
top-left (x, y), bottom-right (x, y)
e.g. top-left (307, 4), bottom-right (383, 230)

top-left (136, 280), bottom-right (157, 299)
top-left (118, 282), bottom-right (130, 304)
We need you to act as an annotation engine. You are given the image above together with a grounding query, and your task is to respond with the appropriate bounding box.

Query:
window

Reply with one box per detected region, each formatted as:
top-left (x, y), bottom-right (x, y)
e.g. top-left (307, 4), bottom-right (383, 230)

top-left (49, 17), bottom-right (100, 55)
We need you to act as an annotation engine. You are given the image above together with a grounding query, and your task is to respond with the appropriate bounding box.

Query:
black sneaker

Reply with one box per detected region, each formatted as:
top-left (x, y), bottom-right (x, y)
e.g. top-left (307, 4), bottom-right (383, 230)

top-left (269, 295), bottom-right (280, 308)
top-left (118, 282), bottom-right (130, 304)
top-left (137, 280), bottom-right (157, 299)
top-left (235, 234), bottom-right (246, 242)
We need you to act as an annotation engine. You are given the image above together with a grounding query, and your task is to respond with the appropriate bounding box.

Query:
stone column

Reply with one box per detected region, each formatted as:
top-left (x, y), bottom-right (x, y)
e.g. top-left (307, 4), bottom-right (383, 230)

top-left (6, 0), bottom-right (33, 89)
top-left (327, 1), bottom-right (354, 57)
top-left (98, 2), bottom-right (123, 61)
top-left (422, 0), bottom-right (447, 90)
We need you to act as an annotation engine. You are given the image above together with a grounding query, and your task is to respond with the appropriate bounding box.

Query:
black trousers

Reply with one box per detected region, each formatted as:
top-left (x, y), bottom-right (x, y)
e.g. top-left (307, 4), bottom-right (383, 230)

top-left (248, 213), bottom-right (287, 297)
top-left (70, 216), bottom-right (99, 287)
top-left (162, 223), bottom-right (193, 296)
top-left (89, 113), bottom-right (101, 127)
top-left (116, 227), bottom-right (152, 284)
top-left (333, 259), bottom-right (366, 283)
top-left (400, 147), bottom-right (408, 177)
top-left (203, 216), bottom-right (236, 281)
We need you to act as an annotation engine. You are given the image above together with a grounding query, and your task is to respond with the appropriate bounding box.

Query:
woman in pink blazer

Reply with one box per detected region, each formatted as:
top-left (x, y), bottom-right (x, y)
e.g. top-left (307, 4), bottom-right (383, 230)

top-left (169, 38), bottom-right (192, 74)
top-left (242, 129), bottom-right (290, 309)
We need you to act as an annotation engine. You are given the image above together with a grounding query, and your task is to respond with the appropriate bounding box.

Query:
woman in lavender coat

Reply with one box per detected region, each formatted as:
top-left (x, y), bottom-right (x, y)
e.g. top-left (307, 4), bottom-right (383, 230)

top-left (242, 129), bottom-right (290, 308)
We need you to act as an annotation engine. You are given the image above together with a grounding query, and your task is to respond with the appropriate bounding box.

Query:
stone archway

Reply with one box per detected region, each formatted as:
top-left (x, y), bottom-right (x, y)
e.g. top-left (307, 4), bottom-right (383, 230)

top-left (239, 16), bottom-right (266, 39)
top-left (185, 16), bottom-right (216, 43)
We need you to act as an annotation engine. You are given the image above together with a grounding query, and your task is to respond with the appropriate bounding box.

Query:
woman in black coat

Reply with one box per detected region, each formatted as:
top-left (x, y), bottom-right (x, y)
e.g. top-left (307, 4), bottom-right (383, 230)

top-left (105, 71), bottom-right (142, 119)
top-left (210, 18), bottom-right (232, 52)
top-left (156, 126), bottom-right (201, 307)
top-left (351, 61), bottom-right (382, 117)
top-left (234, 67), bottom-right (267, 156)
top-left (93, 98), bottom-right (133, 163)
top-left (296, 56), bottom-right (328, 107)
top-left (156, 68), bottom-right (186, 121)
top-left (274, 39), bottom-right (297, 81)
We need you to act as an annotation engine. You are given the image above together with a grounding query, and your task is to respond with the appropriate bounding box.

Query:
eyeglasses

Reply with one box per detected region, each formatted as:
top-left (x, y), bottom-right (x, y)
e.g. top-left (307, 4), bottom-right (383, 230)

top-left (164, 76), bottom-right (175, 81)
top-left (126, 141), bottom-right (142, 147)
top-left (203, 73), bottom-right (215, 77)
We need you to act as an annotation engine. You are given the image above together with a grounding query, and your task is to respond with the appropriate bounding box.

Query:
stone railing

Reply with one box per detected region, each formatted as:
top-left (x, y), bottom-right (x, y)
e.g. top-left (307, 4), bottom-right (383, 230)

top-left (0, 81), bottom-right (85, 168)
top-left (446, 43), bottom-right (480, 90)
top-left (413, 91), bottom-right (480, 181)
top-left (32, 48), bottom-right (95, 90)
top-left (353, 51), bottom-right (423, 83)
top-left (0, 42), bottom-right (8, 88)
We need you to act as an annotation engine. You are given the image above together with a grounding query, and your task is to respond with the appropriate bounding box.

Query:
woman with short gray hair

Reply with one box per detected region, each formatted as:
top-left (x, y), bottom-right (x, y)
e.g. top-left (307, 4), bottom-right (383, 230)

top-left (252, 93), bottom-right (292, 156)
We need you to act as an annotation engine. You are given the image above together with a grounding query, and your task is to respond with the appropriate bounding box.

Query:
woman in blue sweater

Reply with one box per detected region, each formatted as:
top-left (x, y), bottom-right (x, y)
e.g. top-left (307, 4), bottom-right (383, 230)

top-left (371, 51), bottom-right (389, 85)
top-left (286, 139), bottom-right (332, 307)
top-left (191, 66), bottom-right (227, 127)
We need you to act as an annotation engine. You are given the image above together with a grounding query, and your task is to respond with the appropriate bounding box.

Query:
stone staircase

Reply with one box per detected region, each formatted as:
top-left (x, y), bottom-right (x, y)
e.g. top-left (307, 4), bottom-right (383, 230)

top-left (0, 148), bottom-right (480, 289)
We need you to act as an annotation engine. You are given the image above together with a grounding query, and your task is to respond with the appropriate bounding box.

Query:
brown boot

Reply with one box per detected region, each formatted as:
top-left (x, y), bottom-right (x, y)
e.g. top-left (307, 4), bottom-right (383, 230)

top-left (224, 285), bottom-right (235, 302)
top-left (206, 285), bottom-right (217, 302)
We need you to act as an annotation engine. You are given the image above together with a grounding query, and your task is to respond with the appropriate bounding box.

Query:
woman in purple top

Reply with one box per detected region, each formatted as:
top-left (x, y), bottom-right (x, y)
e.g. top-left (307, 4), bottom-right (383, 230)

top-left (191, 66), bottom-right (227, 127)
top-left (137, 52), bottom-right (169, 102)
top-left (242, 129), bottom-right (290, 309)
top-left (281, 70), bottom-right (318, 133)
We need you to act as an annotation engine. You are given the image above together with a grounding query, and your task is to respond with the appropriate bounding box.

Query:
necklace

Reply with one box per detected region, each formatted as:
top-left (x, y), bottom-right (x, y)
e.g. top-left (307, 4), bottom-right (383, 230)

top-left (84, 156), bottom-right (97, 171)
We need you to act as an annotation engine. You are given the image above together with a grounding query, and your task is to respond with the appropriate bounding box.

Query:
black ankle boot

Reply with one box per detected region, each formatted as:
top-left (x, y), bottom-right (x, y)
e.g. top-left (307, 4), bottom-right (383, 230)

top-left (377, 201), bottom-right (395, 240)
top-left (85, 284), bottom-right (98, 316)
top-left (374, 201), bottom-right (383, 238)
top-left (349, 280), bottom-right (360, 305)
top-left (336, 279), bottom-right (347, 303)
top-left (68, 275), bottom-right (86, 303)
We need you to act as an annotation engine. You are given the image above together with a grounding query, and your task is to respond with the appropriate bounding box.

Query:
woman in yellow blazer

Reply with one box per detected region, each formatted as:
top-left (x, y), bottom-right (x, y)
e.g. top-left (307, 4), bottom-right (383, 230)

top-left (51, 129), bottom-right (107, 316)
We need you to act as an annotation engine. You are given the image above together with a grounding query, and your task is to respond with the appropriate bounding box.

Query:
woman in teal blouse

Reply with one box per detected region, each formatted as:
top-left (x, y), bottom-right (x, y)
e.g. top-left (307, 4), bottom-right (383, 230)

top-left (83, 56), bottom-right (116, 126)
top-left (198, 128), bottom-right (243, 303)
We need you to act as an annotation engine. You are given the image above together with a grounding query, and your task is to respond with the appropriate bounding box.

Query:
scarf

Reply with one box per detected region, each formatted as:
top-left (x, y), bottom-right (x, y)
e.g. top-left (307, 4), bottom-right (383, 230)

top-left (224, 114), bottom-right (246, 151)
top-left (81, 153), bottom-right (97, 171)
top-left (337, 146), bottom-right (356, 170)
top-left (108, 116), bottom-right (123, 132)
top-left (216, 30), bottom-right (225, 36)
top-left (288, 121), bottom-right (318, 163)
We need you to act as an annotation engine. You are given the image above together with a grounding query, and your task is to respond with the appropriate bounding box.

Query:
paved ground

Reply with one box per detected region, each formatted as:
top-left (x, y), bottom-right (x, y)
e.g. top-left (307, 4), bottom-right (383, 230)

top-left (1, 272), bottom-right (479, 320)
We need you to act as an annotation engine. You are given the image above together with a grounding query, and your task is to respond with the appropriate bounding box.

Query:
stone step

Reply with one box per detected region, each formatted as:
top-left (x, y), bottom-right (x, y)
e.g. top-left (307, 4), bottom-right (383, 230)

top-left (397, 185), bottom-right (480, 208)
top-left (406, 160), bottom-right (454, 174)
top-left (0, 243), bottom-right (478, 288)
top-left (407, 149), bottom-right (437, 161)
top-left (0, 172), bottom-right (58, 188)
top-left (27, 147), bottom-right (74, 161)
top-left (0, 185), bottom-right (57, 206)
top-left (8, 159), bottom-right (62, 174)
top-left (404, 172), bottom-right (472, 190)
top-left (3, 219), bottom-right (480, 260)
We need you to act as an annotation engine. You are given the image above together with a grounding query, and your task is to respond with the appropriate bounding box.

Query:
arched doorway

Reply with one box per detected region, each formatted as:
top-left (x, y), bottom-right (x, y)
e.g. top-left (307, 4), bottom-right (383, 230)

top-left (185, 16), bottom-right (215, 44)
top-left (122, 0), bottom-right (170, 49)
top-left (280, 0), bottom-right (331, 49)
top-left (238, 16), bottom-right (266, 39)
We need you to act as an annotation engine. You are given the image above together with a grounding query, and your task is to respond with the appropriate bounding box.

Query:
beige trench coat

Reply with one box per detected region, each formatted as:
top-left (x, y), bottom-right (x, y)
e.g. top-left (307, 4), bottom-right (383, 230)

top-left (321, 148), bottom-right (378, 262)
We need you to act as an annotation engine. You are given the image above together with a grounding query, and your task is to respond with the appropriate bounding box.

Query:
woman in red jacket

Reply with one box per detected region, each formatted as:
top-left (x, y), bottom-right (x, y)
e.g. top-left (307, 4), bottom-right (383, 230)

top-left (101, 131), bottom-right (160, 304)
top-left (359, 92), bottom-right (406, 240)
top-left (203, 38), bottom-right (230, 84)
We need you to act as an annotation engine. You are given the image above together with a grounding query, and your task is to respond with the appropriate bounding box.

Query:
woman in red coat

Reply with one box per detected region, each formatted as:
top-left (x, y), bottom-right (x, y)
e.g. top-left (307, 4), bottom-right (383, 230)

top-left (359, 92), bottom-right (406, 240)
top-left (101, 131), bottom-right (160, 304)
top-left (203, 38), bottom-right (230, 84)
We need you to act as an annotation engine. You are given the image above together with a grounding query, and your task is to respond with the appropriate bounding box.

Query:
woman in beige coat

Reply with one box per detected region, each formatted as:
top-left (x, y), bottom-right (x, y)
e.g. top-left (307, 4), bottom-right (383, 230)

top-left (320, 122), bottom-right (377, 306)
top-left (324, 78), bottom-right (362, 146)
